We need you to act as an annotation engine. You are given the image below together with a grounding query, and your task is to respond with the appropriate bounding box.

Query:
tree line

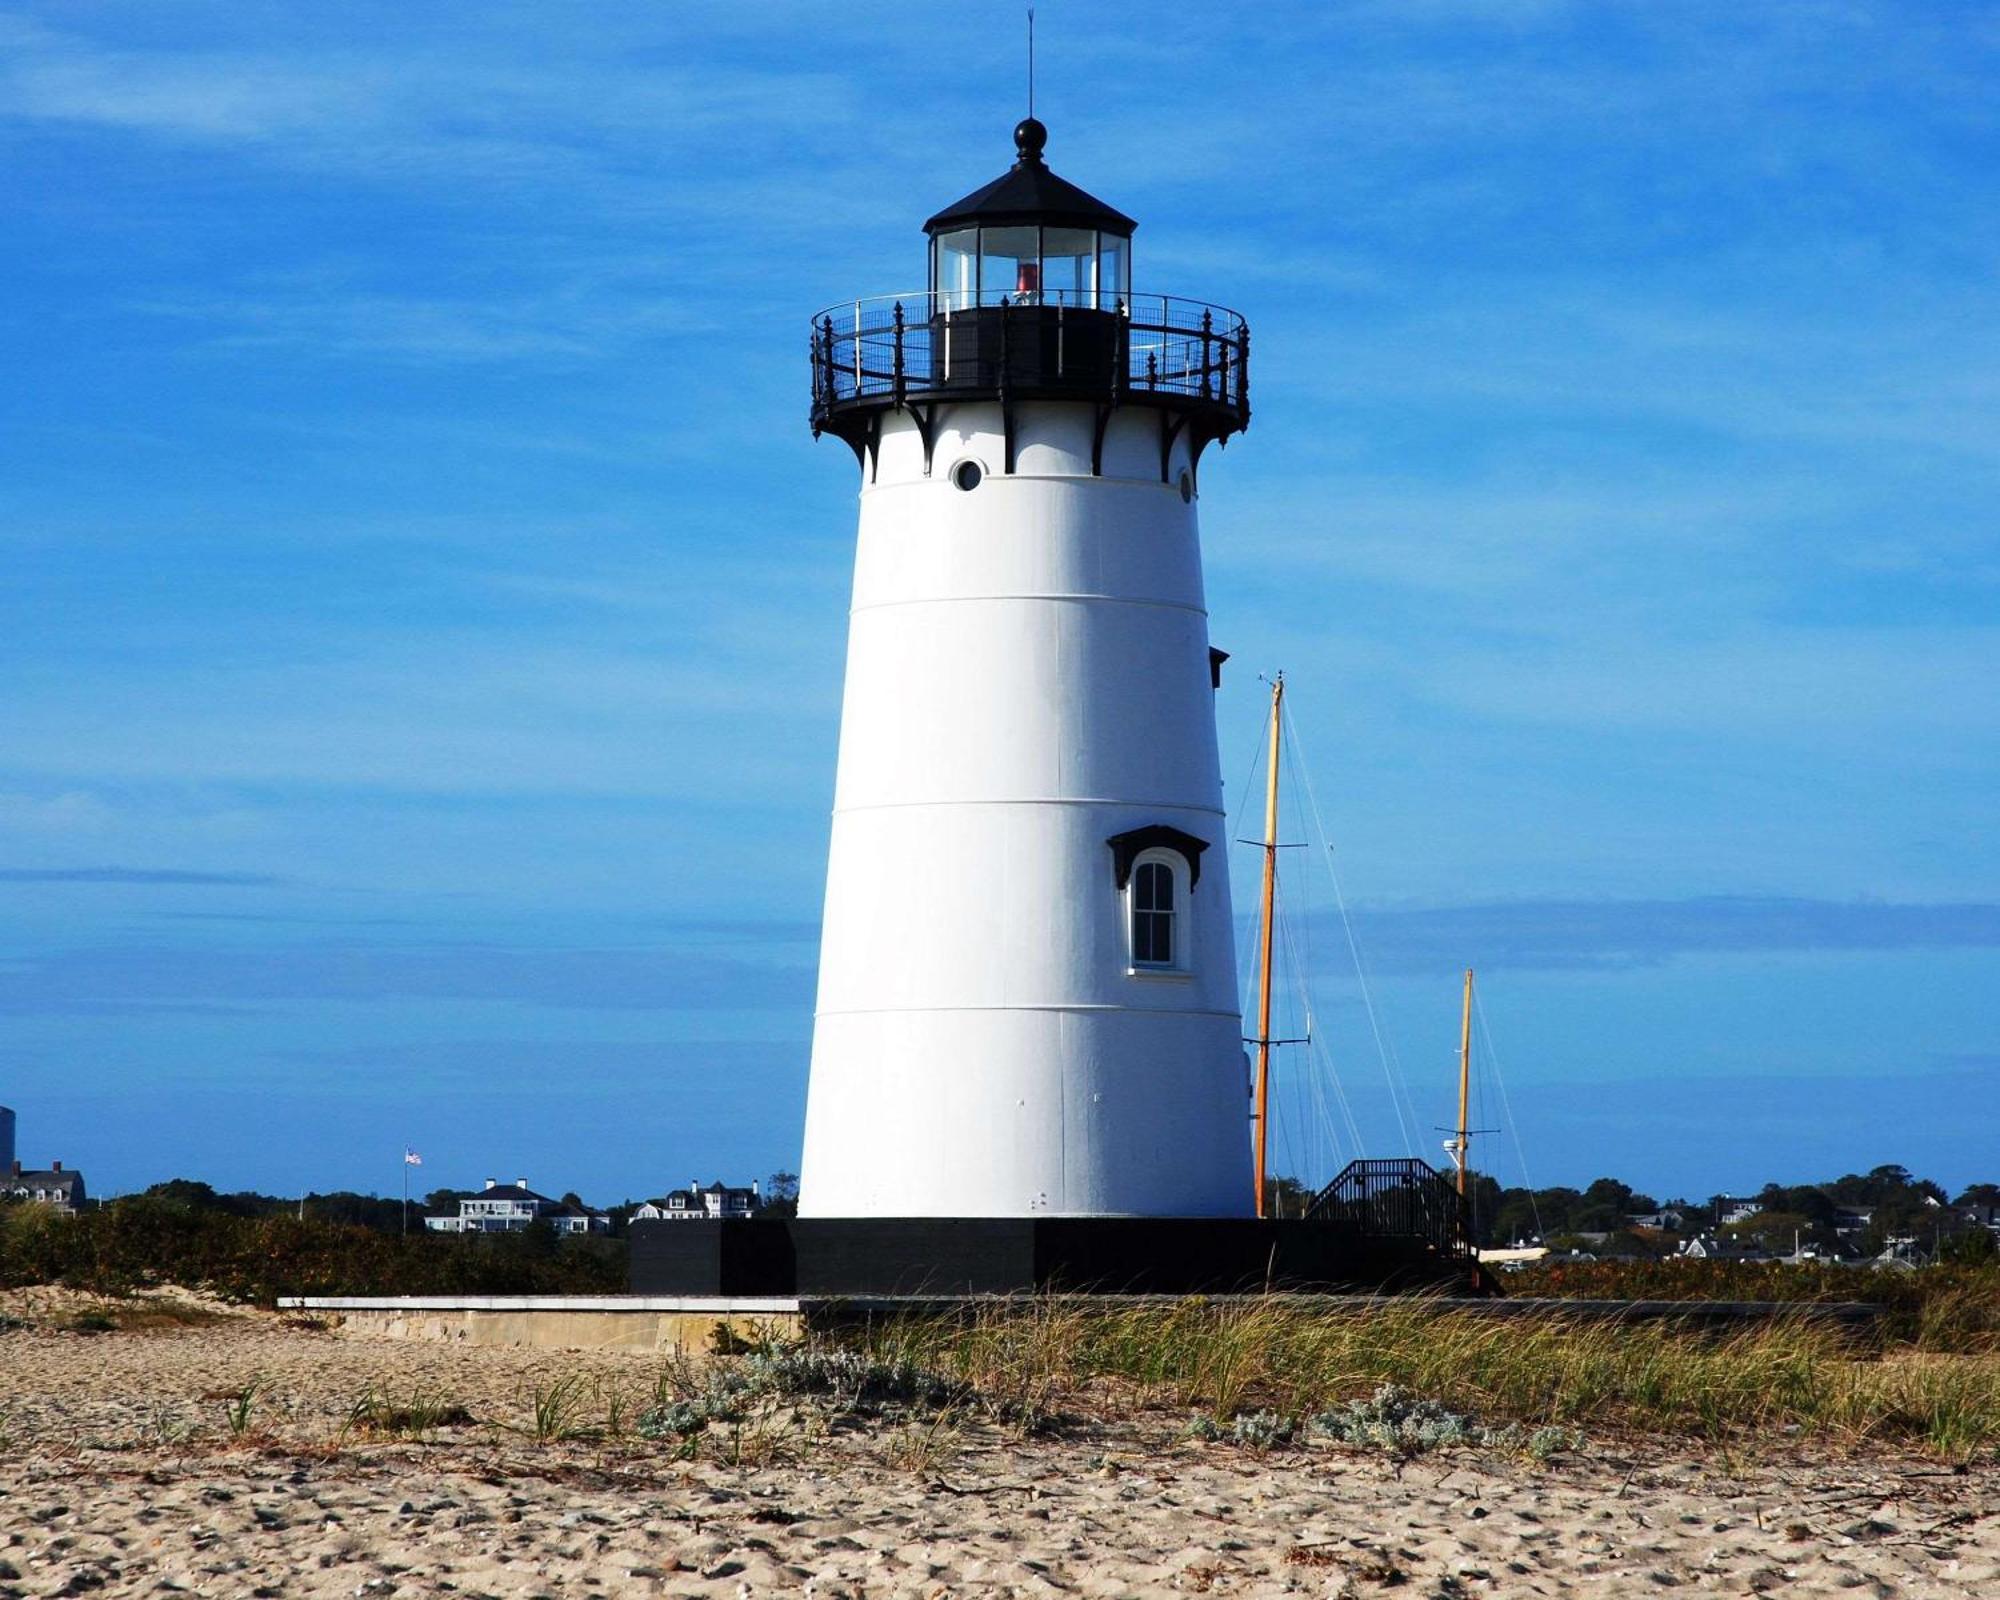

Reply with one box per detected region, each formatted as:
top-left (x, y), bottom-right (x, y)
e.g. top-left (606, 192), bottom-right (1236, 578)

top-left (1265, 1164), bottom-right (1998, 1261)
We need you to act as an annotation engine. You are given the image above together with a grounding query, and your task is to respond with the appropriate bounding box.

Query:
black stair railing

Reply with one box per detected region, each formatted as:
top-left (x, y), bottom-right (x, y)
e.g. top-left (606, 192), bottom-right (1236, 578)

top-left (1304, 1158), bottom-right (1474, 1263)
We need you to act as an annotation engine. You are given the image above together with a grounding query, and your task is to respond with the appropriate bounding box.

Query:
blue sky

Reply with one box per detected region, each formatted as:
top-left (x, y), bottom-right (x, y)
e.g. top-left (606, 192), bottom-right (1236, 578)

top-left (2, 1), bottom-right (1994, 1206)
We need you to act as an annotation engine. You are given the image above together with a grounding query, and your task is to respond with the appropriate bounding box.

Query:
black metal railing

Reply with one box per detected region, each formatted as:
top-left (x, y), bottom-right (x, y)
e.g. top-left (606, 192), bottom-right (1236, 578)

top-left (809, 290), bottom-right (1249, 431)
top-left (1304, 1158), bottom-right (1474, 1263)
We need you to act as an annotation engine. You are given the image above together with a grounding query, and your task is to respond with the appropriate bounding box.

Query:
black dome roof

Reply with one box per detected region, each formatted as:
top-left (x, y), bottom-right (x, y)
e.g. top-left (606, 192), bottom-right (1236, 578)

top-left (923, 120), bottom-right (1137, 236)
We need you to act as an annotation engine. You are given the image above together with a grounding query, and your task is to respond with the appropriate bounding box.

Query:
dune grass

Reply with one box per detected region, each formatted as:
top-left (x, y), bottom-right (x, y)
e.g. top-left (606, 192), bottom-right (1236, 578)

top-left (840, 1299), bottom-right (2000, 1461)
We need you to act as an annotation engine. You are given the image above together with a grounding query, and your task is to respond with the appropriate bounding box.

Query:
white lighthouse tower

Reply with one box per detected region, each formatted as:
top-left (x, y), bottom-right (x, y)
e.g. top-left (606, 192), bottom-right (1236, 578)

top-left (798, 119), bottom-right (1254, 1220)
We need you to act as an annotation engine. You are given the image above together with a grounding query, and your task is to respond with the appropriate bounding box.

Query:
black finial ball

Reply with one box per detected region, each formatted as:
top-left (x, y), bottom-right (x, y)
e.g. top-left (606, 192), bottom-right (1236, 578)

top-left (1014, 116), bottom-right (1048, 162)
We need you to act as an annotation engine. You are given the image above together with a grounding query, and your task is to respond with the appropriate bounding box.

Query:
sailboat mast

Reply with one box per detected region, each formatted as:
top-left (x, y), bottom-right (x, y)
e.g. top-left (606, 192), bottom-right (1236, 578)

top-left (1252, 674), bottom-right (1284, 1218)
top-left (1454, 967), bottom-right (1474, 1199)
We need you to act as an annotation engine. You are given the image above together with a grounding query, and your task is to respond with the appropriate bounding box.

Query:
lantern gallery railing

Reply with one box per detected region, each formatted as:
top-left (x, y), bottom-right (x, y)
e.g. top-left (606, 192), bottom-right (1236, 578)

top-left (809, 290), bottom-right (1250, 433)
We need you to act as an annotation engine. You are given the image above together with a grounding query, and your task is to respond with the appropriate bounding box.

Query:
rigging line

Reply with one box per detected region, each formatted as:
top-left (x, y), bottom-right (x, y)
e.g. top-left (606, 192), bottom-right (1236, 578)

top-left (1281, 695), bottom-right (1426, 1149)
top-left (1277, 867), bottom-right (1360, 1171)
top-left (1279, 697), bottom-right (1420, 1157)
top-left (1277, 733), bottom-right (1353, 1180)
top-left (1276, 877), bottom-right (1322, 1191)
top-left (1473, 984), bottom-right (1543, 1244)
top-left (1272, 876), bottom-right (1304, 1184)
top-left (1228, 686), bottom-right (1276, 1028)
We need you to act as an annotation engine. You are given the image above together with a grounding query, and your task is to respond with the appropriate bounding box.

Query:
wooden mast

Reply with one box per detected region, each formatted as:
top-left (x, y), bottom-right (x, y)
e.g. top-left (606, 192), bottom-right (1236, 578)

top-left (1452, 967), bottom-right (1474, 1198)
top-left (1251, 674), bottom-right (1284, 1218)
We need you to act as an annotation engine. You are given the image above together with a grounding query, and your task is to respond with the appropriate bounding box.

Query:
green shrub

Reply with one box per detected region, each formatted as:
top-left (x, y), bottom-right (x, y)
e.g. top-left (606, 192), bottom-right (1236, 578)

top-left (0, 1196), bottom-right (626, 1305)
top-left (1507, 1258), bottom-right (2000, 1351)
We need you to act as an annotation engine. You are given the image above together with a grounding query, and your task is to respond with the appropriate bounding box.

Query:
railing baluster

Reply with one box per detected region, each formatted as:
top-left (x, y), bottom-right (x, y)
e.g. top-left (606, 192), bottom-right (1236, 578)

top-left (891, 301), bottom-right (905, 407)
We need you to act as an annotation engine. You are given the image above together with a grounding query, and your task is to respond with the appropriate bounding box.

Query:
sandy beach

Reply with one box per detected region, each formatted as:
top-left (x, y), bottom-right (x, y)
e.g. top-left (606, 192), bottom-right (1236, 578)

top-left (1, 1290), bottom-right (1994, 1598)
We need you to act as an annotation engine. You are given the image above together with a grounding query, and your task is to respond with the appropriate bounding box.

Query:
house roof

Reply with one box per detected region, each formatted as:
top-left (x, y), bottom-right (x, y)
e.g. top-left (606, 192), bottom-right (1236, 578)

top-left (469, 1185), bottom-right (550, 1204)
top-left (647, 1181), bottom-right (756, 1206)
top-left (7, 1169), bottom-right (81, 1192)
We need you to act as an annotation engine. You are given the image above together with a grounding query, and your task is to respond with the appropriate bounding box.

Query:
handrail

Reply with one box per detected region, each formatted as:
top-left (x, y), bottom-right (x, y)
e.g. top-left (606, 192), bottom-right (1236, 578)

top-left (811, 288), bottom-right (1248, 330)
top-left (808, 289), bottom-right (1250, 430)
top-left (1304, 1157), bottom-right (1474, 1263)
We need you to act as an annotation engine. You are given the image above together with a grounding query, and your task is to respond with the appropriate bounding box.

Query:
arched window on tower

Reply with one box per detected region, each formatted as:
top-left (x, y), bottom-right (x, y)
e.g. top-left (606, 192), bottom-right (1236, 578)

top-left (1108, 825), bottom-right (1207, 977)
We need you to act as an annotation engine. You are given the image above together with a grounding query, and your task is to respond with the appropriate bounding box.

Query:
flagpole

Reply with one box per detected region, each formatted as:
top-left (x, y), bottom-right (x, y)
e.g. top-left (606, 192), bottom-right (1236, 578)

top-left (402, 1152), bottom-right (408, 1235)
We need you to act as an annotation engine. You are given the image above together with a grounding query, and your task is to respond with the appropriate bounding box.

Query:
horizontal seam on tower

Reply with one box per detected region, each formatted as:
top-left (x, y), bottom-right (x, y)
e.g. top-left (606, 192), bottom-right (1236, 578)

top-left (831, 797), bottom-right (1225, 816)
top-left (850, 593), bottom-right (1206, 616)
top-left (814, 1005), bottom-right (1243, 1020)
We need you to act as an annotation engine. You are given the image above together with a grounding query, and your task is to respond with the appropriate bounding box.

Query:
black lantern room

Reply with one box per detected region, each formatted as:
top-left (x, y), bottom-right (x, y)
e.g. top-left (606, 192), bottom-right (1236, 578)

top-left (810, 121), bottom-right (1248, 480)
top-left (925, 118), bottom-right (1135, 310)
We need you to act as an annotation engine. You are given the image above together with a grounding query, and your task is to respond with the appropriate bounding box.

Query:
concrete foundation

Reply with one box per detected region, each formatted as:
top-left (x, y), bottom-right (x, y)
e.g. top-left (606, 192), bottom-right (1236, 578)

top-left (281, 1295), bottom-right (804, 1354)
top-left (281, 1292), bottom-right (1886, 1354)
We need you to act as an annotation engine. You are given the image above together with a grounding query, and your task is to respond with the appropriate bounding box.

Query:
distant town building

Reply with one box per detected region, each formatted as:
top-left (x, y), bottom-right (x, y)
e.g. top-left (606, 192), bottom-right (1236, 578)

top-left (1681, 1233), bottom-right (1775, 1262)
top-left (1833, 1206), bottom-right (1874, 1236)
top-left (1961, 1202), bottom-right (2000, 1236)
top-left (424, 1177), bottom-right (608, 1236)
top-left (1626, 1209), bottom-right (1686, 1232)
top-left (4, 1159), bottom-right (86, 1215)
top-left (635, 1179), bottom-right (761, 1222)
top-left (1715, 1196), bottom-right (1764, 1227)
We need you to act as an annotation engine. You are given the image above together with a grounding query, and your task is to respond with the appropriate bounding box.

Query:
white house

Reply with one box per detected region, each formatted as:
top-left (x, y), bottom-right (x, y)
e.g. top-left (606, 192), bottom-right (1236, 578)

top-left (4, 1160), bottom-right (86, 1215)
top-left (1716, 1196), bottom-right (1764, 1227)
top-left (635, 1180), bottom-right (760, 1222)
top-left (425, 1177), bottom-right (608, 1236)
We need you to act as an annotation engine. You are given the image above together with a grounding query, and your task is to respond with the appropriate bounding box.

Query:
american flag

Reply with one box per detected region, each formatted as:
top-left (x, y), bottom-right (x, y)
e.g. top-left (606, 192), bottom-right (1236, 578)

top-left (403, 1149), bottom-right (423, 1166)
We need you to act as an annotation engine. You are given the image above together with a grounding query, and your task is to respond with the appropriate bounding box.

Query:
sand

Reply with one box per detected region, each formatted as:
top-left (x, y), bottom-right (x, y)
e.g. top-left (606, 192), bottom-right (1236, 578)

top-left (1, 1289), bottom-right (1994, 1597)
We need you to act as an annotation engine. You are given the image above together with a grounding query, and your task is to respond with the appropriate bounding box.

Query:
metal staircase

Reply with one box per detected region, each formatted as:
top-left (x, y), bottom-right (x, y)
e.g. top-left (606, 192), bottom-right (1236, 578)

top-left (1305, 1158), bottom-right (1475, 1267)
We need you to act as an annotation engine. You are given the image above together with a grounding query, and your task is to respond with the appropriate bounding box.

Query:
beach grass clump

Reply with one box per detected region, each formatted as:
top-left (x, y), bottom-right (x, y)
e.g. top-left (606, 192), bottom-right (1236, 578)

top-left (222, 1377), bottom-right (270, 1438)
top-left (527, 1373), bottom-right (597, 1443)
top-left (343, 1387), bottom-right (473, 1440)
top-left (849, 1298), bottom-right (2000, 1460)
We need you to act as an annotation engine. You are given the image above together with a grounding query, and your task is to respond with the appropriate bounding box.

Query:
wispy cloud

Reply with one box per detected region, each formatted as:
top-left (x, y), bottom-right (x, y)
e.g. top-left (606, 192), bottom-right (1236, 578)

top-left (0, 939), bottom-right (814, 1014)
top-left (1333, 896), bottom-right (2000, 975)
top-left (0, 866), bottom-right (280, 886)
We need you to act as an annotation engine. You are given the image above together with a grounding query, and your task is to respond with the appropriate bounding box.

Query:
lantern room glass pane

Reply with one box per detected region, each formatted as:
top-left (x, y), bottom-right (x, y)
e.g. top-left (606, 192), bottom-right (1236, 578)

top-left (1099, 233), bottom-right (1130, 304)
top-left (981, 226), bottom-right (1041, 301)
top-left (934, 229), bottom-right (977, 311)
top-left (1041, 227), bottom-right (1096, 306)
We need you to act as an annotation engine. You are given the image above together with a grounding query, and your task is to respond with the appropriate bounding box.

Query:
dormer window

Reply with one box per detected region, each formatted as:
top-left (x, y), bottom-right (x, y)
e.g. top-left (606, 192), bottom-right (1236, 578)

top-left (1107, 825), bottom-right (1208, 977)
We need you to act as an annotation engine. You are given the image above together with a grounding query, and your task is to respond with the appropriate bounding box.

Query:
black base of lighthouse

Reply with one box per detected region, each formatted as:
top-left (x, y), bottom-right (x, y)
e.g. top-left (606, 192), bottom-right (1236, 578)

top-left (627, 1217), bottom-right (1482, 1298)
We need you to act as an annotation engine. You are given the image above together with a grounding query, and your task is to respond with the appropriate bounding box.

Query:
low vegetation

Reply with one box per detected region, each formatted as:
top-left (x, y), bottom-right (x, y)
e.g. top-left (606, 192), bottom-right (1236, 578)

top-left (840, 1297), bottom-right (2000, 1462)
top-left (0, 1195), bottom-right (624, 1304)
top-left (1508, 1258), bottom-right (2000, 1352)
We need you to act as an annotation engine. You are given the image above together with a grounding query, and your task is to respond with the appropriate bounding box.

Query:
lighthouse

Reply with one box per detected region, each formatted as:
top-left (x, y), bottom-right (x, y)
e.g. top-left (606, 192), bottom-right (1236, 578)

top-left (798, 119), bottom-right (1254, 1221)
